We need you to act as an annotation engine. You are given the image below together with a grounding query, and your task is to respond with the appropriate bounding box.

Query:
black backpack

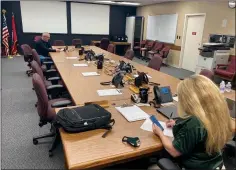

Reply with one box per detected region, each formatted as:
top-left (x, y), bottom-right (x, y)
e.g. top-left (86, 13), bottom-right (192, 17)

top-left (55, 104), bottom-right (115, 138)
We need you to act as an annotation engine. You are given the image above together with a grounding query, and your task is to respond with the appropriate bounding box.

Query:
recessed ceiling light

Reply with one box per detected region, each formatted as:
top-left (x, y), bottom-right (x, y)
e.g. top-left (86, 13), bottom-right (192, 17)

top-left (117, 1), bottom-right (141, 6)
top-left (96, 1), bottom-right (115, 4)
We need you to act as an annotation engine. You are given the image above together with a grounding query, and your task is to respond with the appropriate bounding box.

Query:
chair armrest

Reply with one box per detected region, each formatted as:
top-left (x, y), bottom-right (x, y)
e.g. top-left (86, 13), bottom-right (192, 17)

top-left (217, 64), bottom-right (228, 69)
top-left (44, 69), bottom-right (58, 79)
top-left (47, 85), bottom-right (65, 99)
top-left (48, 77), bottom-right (61, 85)
top-left (157, 158), bottom-right (181, 170)
top-left (48, 77), bottom-right (61, 81)
top-left (43, 61), bottom-right (54, 65)
top-left (47, 84), bottom-right (63, 90)
top-left (51, 100), bottom-right (72, 108)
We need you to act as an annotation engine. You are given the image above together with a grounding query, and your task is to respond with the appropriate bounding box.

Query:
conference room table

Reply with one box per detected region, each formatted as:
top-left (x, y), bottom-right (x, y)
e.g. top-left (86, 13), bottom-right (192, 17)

top-left (50, 46), bottom-right (235, 169)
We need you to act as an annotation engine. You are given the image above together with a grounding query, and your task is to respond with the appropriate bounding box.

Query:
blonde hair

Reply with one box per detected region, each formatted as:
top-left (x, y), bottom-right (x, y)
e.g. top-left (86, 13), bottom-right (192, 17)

top-left (177, 75), bottom-right (232, 154)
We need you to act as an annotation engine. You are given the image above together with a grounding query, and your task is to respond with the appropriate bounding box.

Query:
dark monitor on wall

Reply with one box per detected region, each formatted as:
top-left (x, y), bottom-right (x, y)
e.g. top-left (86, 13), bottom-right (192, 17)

top-left (209, 34), bottom-right (235, 48)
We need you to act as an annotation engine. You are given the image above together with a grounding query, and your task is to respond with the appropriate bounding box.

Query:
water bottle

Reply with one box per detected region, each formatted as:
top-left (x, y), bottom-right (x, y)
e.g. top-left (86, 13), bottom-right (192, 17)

top-left (226, 82), bottom-right (232, 92)
top-left (220, 81), bottom-right (225, 93)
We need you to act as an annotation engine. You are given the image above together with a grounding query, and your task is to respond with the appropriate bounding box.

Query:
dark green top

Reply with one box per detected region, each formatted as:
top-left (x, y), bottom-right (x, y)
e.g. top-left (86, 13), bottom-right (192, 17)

top-left (172, 116), bottom-right (222, 169)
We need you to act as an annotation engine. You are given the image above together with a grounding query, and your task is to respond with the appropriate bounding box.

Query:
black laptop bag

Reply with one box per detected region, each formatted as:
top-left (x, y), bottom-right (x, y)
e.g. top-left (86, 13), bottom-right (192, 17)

top-left (55, 104), bottom-right (115, 137)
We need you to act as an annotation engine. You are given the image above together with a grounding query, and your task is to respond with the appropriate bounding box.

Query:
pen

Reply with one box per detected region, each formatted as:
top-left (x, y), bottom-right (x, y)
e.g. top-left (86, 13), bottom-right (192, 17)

top-left (116, 89), bottom-right (121, 94)
top-left (169, 112), bottom-right (173, 119)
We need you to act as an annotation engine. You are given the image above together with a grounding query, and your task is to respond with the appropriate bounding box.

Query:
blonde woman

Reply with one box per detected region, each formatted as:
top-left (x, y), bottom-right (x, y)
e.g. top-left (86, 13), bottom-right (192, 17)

top-left (152, 75), bottom-right (232, 169)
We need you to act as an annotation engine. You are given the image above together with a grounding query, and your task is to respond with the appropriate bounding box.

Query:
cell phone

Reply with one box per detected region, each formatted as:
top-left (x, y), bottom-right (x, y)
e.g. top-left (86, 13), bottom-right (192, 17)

top-left (150, 115), bottom-right (164, 131)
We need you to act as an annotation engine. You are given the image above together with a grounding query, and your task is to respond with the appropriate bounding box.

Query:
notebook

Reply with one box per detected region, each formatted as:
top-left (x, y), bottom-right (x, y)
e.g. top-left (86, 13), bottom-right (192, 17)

top-left (157, 105), bottom-right (179, 119)
top-left (115, 105), bottom-right (149, 122)
top-left (66, 57), bottom-right (78, 59)
top-left (97, 89), bottom-right (122, 96)
top-left (82, 72), bottom-right (100, 77)
top-left (73, 64), bottom-right (88, 67)
top-left (140, 118), bottom-right (173, 137)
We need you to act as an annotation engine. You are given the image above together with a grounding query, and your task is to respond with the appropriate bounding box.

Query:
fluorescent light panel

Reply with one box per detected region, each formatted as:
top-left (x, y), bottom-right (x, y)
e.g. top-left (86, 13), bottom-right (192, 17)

top-left (95, 1), bottom-right (140, 6)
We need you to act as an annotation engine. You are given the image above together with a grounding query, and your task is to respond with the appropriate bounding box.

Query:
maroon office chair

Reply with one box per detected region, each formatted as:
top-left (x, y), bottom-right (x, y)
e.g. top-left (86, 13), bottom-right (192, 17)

top-left (72, 39), bottom-right (82, 46)
top-left (100, 38), bottom-right (110, 50)
top-left (34, 36), bottom-right (41, 42)
top-left (148, 55), bottom-right (163, 71)
top-left (31, 60), bottom-right (61, 88)
top-left (200, 69), bottom-right (214, 80)
top-left (215, 56), bottom-right (236, 82)
top-left (53, 40), bottom-right (65, 46)
top-left (155, 46), bottom-right (171, 66)
top-left (140, 40), bottom-right (155, 61)
top-left (148, 42), bottom-right (164, 59)
top-left (133, 40), bottom-right (147, 58)
top-left (32, 73), bottom-right (72, 157)
top-left (32, 49), bottom-right (54, 71)
top-left (21, 44), bottom-right (33, 76)
top-left (107, 44), bottom-right (115, 53)
top-left (124, 49), bottom-right (135, 60)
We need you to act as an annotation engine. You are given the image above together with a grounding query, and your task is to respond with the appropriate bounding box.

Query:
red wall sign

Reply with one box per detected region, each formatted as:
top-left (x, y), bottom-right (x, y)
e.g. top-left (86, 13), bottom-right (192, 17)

top-left (192, 32), bottom-right (197, 35)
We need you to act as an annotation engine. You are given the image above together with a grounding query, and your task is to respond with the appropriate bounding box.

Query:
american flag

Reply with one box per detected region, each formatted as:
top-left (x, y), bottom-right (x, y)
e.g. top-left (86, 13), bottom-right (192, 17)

top-left (2, 13), bottom-right (10, 56)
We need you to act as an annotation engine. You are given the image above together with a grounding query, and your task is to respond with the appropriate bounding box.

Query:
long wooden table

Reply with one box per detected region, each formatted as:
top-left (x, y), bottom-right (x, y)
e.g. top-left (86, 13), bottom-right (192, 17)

top-left (50, 46), bottom-right (235, 169)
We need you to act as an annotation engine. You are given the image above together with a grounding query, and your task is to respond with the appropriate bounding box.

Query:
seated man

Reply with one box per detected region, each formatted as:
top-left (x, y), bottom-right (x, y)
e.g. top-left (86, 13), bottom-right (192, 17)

top-left (35, 32), bottom-right (60, 62)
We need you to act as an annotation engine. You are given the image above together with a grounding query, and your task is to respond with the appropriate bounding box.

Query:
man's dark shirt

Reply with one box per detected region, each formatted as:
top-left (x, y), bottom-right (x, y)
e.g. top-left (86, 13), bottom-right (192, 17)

top-left (35, 39), bottom-right (56, 57)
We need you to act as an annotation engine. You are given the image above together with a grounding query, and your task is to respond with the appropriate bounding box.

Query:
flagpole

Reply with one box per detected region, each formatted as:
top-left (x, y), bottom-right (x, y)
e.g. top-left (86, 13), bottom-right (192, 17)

top-left (2, 9), bottom-right (11, 58)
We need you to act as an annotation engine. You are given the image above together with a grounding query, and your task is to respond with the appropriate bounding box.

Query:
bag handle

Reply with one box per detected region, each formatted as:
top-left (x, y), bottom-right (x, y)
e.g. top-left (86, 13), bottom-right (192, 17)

top-left (102, 119), bottom-right (115, 138)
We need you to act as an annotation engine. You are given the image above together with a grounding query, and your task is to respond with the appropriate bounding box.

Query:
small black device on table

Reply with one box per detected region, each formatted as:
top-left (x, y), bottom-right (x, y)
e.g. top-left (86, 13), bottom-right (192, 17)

top-left (122, 136), bottom-right (140, 147)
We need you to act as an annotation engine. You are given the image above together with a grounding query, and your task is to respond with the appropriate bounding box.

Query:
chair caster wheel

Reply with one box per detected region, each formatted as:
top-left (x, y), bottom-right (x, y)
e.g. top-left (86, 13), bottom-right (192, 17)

top-left (35, 103), bottom-right (37, 107)
top-left (49, 151), bottom-right (53, 157)
top-left (33, 139), bottom-right (38, 145)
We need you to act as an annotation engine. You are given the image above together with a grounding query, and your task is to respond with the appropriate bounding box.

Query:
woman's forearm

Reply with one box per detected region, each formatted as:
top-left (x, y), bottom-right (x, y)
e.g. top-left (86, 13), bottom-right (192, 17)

top-left (159, 133), bottom-right (181, 157)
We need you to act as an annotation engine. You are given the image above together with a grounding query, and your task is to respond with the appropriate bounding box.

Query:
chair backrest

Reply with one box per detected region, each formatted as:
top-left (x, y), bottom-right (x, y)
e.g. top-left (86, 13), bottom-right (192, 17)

top-left (32, 49), bottom-right (41, 66)
top-left (146, 40), bottom-right (155, 48)
top-left (153, 42), bottom-right (164, 51)
top-left (34, 36), bottom-right (41, 42)
top-left (32, 73), bottom-right (49, 119)
top-left (200, 69), bottom-right (214, 80)
top-left (72, 39), bottom-right (82, 46)
top-left (107, 44), bottom-right (115, 53)
top-left (124, 50), bottom-right (134, 60)
top-left (148, 55), bottom-right (163, 71)
top-left (31, 60), bottom-right (45, 81)
top-left (21, 44), bottom-right (32, 55)
top-left (100, 38), bottom-right (110, 50)
top-left (160, 46), bottom-right (171, 58)
top-left (226, 56), bottom-right (236, 73)
top-left (53, 40), bottom-right (65, 46)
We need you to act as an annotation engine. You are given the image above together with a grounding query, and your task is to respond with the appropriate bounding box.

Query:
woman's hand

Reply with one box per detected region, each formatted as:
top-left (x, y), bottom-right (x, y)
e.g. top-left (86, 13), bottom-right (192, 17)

top-left (166, 119), bottom-right (176, 128)
top-left (152, 124), bottom-right (163, 137)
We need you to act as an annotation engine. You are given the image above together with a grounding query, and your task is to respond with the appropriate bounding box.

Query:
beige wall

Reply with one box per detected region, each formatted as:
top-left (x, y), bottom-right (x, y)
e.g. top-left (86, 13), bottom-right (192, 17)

top-left (137, 1), bottom-right (235, 67)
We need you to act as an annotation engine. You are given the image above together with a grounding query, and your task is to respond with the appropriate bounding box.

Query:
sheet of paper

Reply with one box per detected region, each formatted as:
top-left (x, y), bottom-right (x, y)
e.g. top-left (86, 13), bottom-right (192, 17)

top-left (82, 72), bottom-right (100, 77)
top-left (66, 57), bottom-right (78, 59)
top-left (134, 74), bottom-right (152, 79)
top-left (73, 64), bottom-right (88, 67)
top-left (97, 89), bottom-right (122, 97)
top-left (116, 105), bottom-right (149, 122)
top-left (173, 96), bottom-right (178, 102)
top-left (140, 118), bottom-right (173, 137)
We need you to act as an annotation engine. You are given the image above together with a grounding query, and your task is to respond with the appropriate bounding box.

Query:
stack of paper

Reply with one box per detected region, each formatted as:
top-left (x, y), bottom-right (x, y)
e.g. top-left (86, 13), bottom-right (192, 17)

top-left (173, 96), bottom-right (178, 102)
top-left (73, 64), bottom-right (88, 67)
top-left (66, 57), bottom-right (78, 59)
top-left (82, 72), bottom-right (100, 77)
top-left (134, 74), bottom-right (152, 79)
top-left (140, 118), bottom-right (173, 137)
top-left (97, 89), bottom-right (122, 96)
top-left (115, 105), bottom-right (149, 122)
